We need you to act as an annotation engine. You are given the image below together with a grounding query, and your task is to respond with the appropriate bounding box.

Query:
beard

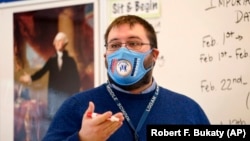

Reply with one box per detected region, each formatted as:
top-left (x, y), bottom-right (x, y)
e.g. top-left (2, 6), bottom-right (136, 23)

top-left (105, 52), bottom-right (154, 91)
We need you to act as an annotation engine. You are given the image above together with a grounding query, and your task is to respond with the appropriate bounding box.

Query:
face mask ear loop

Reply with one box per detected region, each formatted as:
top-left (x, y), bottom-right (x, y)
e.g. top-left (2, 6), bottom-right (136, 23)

top-left (145, 63), bottom-right (154, 72)
top-left (144, 49), bottom-right (154, 71)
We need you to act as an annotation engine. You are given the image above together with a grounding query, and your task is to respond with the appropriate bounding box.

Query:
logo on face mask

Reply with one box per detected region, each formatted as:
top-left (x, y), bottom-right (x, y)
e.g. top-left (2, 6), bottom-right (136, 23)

top-left (116, 60), bottom-right (132, 76)
top-left (107, 47), bottom-right (153, 86)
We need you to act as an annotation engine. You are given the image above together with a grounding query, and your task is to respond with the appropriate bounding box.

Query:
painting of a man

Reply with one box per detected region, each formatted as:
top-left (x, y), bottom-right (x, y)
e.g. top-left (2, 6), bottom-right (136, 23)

top-left (19, 32), bottom-right (80, 119)
top-left (13, 3), bottom-right (94, 140)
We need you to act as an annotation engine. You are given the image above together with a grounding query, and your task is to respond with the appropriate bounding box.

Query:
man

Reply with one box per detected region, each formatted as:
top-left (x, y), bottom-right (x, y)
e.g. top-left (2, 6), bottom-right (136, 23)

top-left (19, 32), bottom-right (80, 119)
top-left (42, 15), bottom-right (210, 141)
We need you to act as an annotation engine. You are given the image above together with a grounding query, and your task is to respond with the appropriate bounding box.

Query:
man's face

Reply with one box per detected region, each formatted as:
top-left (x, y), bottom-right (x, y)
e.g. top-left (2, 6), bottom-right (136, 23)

top-left (104, 23), bottom-right (157, 69)
top-left (54, 39), bottom-right (65, 51)
top-left (104, 23), bottom-right (159, 90)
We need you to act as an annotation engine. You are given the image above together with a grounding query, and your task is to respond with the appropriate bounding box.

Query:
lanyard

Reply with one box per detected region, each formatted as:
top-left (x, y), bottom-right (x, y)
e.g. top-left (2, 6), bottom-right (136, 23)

top-left (106, 84), bottom-right (159, 141)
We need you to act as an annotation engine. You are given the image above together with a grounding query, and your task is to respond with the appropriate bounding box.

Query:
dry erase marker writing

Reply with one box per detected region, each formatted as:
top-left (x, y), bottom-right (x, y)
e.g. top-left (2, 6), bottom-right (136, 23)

top-left (87, 112), bottom-right (119, 122)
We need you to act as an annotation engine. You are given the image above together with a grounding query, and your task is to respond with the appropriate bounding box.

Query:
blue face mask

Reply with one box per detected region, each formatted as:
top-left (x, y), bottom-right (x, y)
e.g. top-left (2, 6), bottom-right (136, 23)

top-left (107, 47), bottom-right (153, 86)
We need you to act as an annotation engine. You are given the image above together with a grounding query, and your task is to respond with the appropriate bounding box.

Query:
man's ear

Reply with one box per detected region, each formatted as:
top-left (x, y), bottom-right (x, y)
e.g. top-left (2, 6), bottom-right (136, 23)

top-left (152, 48), bottom-right (159, 61)
top-left (104, 53), bottom-right (108, 68)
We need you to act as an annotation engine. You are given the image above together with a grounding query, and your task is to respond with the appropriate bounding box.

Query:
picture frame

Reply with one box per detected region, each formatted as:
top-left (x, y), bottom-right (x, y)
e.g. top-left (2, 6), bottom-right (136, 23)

top-left (0, 0), bottom-right (100, 140)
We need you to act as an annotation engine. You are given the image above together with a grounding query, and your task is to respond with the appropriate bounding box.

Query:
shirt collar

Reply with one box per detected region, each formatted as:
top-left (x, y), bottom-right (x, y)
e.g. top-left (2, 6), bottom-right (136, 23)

top-left (57, 51), bottom-right (63, 57)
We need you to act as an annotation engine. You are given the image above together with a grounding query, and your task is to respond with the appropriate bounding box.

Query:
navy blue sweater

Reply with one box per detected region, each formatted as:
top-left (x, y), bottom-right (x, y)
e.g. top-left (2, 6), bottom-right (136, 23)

top-left (42, 83), bottom-right (210, 141)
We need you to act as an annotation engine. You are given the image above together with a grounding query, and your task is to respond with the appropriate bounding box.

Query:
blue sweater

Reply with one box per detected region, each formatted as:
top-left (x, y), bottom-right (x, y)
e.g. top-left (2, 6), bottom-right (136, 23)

top-left (42, 83), bottom-right (210, 141)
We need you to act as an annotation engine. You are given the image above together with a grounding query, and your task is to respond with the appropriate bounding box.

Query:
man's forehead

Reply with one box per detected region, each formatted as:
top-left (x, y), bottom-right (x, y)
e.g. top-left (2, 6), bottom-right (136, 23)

top-left (108, 24), bottom-right (146, 40)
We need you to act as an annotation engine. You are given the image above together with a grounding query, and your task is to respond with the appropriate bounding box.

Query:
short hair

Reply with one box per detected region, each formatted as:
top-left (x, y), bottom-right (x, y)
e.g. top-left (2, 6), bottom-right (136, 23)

top-left (104, 15), bottom-right (157, 49)
top-left (54, 32), bottom-right (69, 44)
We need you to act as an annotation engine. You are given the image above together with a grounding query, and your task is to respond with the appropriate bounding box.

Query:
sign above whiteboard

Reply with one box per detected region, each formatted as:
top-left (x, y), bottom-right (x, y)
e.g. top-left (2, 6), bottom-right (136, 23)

top-left (108, 0), bottom-right (161, 19)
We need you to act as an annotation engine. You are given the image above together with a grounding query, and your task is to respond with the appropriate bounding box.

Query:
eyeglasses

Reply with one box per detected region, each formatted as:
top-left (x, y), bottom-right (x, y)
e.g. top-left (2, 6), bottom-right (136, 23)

top-left (105, 41), bottom-right (152, 51)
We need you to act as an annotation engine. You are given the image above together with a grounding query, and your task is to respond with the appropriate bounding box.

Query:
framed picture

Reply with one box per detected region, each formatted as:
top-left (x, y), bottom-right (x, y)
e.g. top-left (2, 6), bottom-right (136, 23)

top-left (0, 0), bottom-right (99, 140)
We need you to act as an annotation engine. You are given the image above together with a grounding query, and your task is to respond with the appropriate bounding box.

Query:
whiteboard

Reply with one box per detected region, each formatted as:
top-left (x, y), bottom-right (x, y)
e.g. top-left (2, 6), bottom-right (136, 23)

top-left (104, 0), bottom-right (250, 124)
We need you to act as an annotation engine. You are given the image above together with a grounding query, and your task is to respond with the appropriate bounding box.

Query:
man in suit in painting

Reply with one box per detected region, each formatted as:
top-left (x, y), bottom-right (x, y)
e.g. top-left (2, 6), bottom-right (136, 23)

top-left (19, 32), bottom-right (80, 119)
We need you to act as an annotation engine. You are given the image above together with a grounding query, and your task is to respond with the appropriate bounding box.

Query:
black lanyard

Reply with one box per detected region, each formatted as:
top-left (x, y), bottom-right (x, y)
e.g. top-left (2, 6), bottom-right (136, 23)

top-left (106, 84), bottom-right (159, 141)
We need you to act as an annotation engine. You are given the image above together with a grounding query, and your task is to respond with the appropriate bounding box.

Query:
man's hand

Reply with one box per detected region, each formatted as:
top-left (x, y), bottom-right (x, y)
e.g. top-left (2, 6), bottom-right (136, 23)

top-left (19, 72), bottom-right (32, 85)
top-left (78, 101), bottom-right (124, 141)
